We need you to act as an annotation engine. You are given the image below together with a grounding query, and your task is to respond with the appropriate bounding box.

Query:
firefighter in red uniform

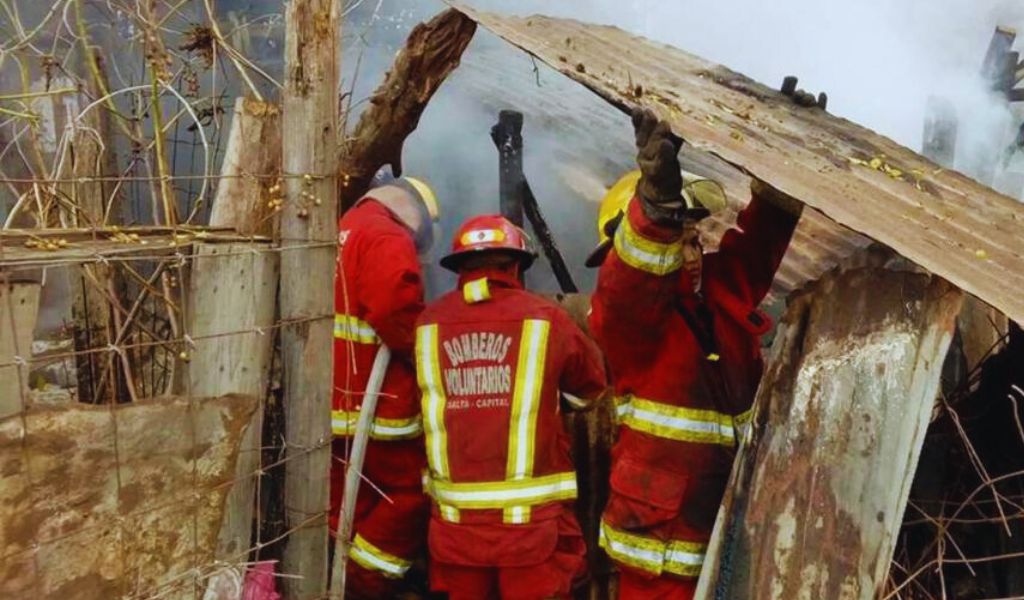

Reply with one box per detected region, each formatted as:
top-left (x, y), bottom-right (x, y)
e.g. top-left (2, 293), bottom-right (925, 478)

top-left (415, 215), bottom-right (608, 599)
top-left (587, 109), bottom-right (802, 599)
top-left (331, 173), bottom-right (440, 597)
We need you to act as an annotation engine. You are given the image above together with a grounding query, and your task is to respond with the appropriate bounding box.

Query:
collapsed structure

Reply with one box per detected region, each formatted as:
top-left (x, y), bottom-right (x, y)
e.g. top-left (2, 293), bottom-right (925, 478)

top-left (1, 1), bottom-right (1023, 598)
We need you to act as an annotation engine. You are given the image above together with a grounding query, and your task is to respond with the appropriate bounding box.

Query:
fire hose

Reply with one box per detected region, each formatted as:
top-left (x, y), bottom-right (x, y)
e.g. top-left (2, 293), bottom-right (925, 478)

top-left (328, 344), bottom-right (392, 599)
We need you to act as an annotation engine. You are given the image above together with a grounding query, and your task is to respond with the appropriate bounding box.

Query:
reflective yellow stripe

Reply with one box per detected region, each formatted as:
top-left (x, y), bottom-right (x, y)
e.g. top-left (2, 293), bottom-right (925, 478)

top-left (665, 539), bottom-right (708, 577)
top-left (504, 319), bottom-right (551, 524)
top-left (331, 410), bottom-right (423, 440)
top-left (420, 319), bottom-right (564, 524)
top-left (417, 324), bottom-right (451, 480)
top-left (462, 277), bottom-right (492, 304)
top-left (621, 397), bottom-right (737, 446)
top-left (334, 314), bottom-right (380, 344)
top-left (599, 520), bottom-right (706, 578)
top-left (613, 208), bottom-right (684, 275)
top-left (439, 504), bottom-right (461, 523)
top-left (613, 396), bottom-right (633, 424)
top-left (599, 520), bottom-right (666, 575)
top-left (348, 534), bottom-right (412, 578)
top-left (421, 471), bottom-right (461, 523)
top-left (418, 322), bottom-right (461, 524)
top-left (425, 471), bottom-right (577, 510)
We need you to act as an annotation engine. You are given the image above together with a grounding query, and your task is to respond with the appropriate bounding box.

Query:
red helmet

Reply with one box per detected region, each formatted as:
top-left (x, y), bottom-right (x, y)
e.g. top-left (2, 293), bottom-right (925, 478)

top-left (440, 214), bottom-right (536, 272)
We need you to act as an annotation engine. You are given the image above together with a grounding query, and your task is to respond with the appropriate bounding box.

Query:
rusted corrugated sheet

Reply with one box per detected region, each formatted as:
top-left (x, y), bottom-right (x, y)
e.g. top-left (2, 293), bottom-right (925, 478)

top-left (455, 44), bottom-right (871, 303)
top-left (0, 395), bottom-right (257, 599)
top-left (695, 269), bottom-right (962, 599)
top-left (448, 3), bottom-right (1024, 322)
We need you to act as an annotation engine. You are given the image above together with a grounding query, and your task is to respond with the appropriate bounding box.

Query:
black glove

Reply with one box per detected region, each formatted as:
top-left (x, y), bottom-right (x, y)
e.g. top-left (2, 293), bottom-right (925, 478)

top-left (632, 108), bottom-right (688, 224)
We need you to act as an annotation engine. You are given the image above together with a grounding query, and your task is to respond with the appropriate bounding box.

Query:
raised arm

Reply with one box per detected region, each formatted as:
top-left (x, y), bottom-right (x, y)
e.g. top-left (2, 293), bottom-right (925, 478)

top-left (706, 178), bottom-right (802, 306)
top-left (590, 108), bottom-right (696, 349)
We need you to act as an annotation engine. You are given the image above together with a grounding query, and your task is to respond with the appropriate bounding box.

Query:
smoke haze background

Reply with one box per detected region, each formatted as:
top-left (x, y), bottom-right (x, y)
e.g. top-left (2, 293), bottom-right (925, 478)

top-left (343, 0), bottom-right (1024, 296)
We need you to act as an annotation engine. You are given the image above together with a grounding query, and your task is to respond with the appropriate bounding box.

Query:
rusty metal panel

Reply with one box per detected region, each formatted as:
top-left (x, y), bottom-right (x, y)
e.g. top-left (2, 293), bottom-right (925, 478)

top-left (695, 269), bottom-right (962, 598)
top-left (447, 3), bottom-right (1024, 322)
top-left (455, 42), bottom-right (871, 304)
top-left (0, 394), bottom-right (257, 599)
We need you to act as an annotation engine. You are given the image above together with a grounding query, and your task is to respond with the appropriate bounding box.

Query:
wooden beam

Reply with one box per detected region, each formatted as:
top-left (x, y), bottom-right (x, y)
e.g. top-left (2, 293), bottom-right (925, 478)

top-left (210, 98), bottom-right (282, 237)
top-left (186, 242), bottom-right (278, 566)
top-left (280, 0), bottom-right (339, 597)
top-left (0, 280), bottom-right (41, 418)
top-left (338, 9), bottom-right (476, 210)
top-left (696, 267), bottom-right (963, 599)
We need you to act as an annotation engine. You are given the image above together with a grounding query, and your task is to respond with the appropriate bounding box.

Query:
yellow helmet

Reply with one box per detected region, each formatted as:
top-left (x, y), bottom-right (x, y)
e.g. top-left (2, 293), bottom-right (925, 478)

top-left (585, 169), bottom-right (727, 268)
top-left (403, 176), bottom-right (440, 223)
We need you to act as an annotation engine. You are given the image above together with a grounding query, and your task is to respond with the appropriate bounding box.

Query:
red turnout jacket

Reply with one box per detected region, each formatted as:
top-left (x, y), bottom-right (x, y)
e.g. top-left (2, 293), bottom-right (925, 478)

top-left (415, 268), bottom-right (607, 567)
top-left (333, 198), bottom-right (425, 453)
top-left (590, 191), bottom-right (798, 579)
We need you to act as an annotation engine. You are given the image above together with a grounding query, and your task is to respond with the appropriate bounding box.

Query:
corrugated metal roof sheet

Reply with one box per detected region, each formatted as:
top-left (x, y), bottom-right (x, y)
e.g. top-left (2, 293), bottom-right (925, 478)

top-left (455, 44), bottom-right (872, 303)
top-left (448, 3), bottom-right (1024, 322)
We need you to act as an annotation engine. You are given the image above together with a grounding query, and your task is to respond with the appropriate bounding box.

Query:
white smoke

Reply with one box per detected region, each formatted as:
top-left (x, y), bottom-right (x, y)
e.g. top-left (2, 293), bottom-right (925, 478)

top-left (469, 0), bottom-right (1024, 188)
top-left (345, 0), bottom-right (1024, 296)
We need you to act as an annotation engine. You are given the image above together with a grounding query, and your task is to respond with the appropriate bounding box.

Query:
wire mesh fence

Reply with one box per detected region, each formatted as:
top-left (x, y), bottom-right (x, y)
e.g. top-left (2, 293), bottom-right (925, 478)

top-left (0, 1), bottom-right (339, 597)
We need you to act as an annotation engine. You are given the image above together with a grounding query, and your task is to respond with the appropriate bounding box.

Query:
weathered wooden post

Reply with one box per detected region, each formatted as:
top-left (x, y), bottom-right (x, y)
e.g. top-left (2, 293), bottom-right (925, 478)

top-left (187, 241), bottom-right (278, 565)
top-left (195, 100), bottom-right (282, 567)
top-left (210, 98), bottom-right (282, 238)
top-left (280, 0), bottom-right (339, 597)
top-left (696, 267), bottom-right (963, 599)
top-left (0, 278), bottom-right (41, 418)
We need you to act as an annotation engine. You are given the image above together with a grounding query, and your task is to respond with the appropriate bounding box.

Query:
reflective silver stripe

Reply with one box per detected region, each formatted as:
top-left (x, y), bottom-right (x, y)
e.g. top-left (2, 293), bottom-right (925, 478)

top-left (665, 545), bottom-right (706, 575)
top-left (599, 520), bottom-right (707, 578)
top-left (562, 392), bottom-right (589, 409)
top-left (331, 411), bottom-right (423, 440)
top-left (334, 314), bottom-right (380, 344)
top-left (348, 534), bottom-right (411, 578)
top-left (613, 213), bottom-right (684, 275)
top-left (621, 397), bottom-right (737, 446)
top-left (417, 324), bottom-right (450, 478)
top-left (462, 277), bottom-right (491, 304)
top-left (425, 472), bottom-right (577, 509)
top-left (615, 398), bottom-right (633, 421)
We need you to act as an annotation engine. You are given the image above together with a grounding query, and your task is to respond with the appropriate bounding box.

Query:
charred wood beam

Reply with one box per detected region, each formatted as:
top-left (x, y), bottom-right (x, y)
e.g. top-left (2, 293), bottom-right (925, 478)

top-left (491, 109), bottom-right (525, 227)
top-left (338, 9), bottom-right (476, 211)
top-left (489, 110), bottom-right (578, 293)
top-left (522, 180), bottom-right (578, 293)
